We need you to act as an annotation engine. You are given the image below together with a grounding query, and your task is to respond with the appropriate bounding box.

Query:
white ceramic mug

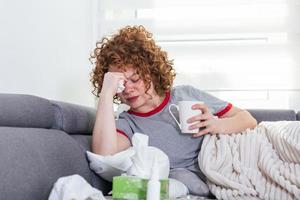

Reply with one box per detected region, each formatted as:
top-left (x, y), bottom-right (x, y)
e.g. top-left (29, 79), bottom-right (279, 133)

top-left (169, 101), bottom-right (203, 134)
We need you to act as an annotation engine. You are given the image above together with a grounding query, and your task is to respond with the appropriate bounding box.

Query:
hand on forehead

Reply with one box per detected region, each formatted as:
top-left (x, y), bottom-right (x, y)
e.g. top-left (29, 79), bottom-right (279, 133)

top-left (109, 65), bottom-right (138, 77)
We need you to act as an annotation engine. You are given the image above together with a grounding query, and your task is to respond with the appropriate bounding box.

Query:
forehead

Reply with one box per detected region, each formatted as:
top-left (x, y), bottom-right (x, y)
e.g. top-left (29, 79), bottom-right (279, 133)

top-left (109, 65), bottom-right (136, 75)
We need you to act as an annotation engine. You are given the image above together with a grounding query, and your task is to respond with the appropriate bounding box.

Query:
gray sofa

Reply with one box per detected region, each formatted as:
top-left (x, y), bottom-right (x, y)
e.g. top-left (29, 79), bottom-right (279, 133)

top-left (0, 94), bottom-right (111, 200)
top-left (0, 94), bottom-right (299, 200)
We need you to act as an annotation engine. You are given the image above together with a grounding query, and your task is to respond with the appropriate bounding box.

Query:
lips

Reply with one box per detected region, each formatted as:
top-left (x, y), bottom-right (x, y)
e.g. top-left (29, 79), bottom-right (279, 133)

top-left (126, 96), bottom-right (139, 103)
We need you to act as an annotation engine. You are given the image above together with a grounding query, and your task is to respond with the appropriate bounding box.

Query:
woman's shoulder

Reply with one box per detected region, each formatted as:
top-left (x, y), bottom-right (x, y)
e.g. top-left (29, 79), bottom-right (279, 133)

top-left (171, 84), bottom-right (222, 105)
top-left (172, 84), bottom-right (201, 93)
top-left (171, 85), bottom-right (203, 100)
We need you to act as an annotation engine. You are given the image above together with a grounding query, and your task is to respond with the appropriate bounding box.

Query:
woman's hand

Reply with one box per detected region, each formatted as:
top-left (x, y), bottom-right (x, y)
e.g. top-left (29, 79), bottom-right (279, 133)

top-left (187, 103), bottom-right (221, 137)
top-left (101, 72), bottom-right (125, 97)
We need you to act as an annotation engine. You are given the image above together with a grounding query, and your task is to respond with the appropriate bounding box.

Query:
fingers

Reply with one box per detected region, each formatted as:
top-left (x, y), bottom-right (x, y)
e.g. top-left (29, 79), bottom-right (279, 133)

top-left (187, 113), bottom-right (211, 123)
top-left (106, 72), bottom-right (126, 81)
top-left (187, 103), bottom-right (211, 122)
top-left (102, 72), bottom-right (127, 96)
top-left (189, 121), bottom-right (208, 130)
top-left (192, 128), bottom-right (211, 137)
top-left (192, 103), bottom-right (209, 114)
top-left (185, 103), bottom-right (219, 138)
top-left (188, 119), bottom-right (213, 136)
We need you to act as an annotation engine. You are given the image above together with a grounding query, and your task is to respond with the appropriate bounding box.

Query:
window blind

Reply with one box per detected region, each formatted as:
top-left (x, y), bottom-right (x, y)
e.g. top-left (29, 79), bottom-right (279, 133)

top-left (93, 0), bottom-right (300, 109)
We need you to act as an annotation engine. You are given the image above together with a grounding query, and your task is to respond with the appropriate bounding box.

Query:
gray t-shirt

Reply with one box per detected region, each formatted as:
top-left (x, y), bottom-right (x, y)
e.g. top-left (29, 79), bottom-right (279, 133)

top-left (116, 85), bottom-right (232, 171)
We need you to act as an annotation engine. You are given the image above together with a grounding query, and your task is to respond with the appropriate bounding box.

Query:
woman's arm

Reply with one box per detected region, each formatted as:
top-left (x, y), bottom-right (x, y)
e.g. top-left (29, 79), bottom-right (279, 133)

top-left (92, 72), bottom-right (131, 155)
top-left (187, 104), bottom-right (257, 137)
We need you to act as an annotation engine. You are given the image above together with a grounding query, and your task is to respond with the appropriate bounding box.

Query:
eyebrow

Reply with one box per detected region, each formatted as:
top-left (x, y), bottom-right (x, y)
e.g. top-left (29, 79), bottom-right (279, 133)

top-left (125, 73), bottom-right (138, 79)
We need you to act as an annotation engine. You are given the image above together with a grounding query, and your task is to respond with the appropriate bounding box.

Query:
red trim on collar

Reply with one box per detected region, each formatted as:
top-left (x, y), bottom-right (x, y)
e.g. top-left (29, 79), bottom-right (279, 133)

top-left (215, 103), bottom-right (233, 117)
top-left (127, 91), bottom-right (170, 117)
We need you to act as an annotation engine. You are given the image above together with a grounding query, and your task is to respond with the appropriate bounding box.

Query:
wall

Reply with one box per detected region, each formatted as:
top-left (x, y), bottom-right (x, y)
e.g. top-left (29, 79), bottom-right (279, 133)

top-left (0, 0), bottom-right (96, 107)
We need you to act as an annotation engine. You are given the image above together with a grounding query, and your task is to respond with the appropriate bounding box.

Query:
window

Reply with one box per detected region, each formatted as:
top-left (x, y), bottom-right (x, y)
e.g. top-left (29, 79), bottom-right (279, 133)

top-left (93, 0), bottom-right (300, 110)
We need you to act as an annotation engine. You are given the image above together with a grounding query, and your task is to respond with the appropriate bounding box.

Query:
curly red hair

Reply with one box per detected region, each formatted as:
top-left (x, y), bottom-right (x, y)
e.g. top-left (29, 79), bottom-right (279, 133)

top-left (90, 25), bottom-right (176, 103)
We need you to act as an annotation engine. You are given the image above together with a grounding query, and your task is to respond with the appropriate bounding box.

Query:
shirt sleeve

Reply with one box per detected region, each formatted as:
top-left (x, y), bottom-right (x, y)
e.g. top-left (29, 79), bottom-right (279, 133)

top-left (187, 85), bottom-right (232, 117)
top-left (115, 113), bottom-right (134, 140)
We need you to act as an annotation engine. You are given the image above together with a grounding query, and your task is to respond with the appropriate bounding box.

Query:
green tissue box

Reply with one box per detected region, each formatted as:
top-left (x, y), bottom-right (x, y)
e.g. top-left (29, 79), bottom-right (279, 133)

top-left (112, 175), bottom-right (169, 200)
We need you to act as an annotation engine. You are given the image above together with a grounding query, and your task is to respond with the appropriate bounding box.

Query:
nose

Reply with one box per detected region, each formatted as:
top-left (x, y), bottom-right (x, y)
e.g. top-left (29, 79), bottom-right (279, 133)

top-left (123, 80), bottom-right (134, 94)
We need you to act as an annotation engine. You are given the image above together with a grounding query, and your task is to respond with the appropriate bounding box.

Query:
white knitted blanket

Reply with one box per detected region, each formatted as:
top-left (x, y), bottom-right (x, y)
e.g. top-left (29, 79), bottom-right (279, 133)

top-left (198, 121), bottom-right (300, 200)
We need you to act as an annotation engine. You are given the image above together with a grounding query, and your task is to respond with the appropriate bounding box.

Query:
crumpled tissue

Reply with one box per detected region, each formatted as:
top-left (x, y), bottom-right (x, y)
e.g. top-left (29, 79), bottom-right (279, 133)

top-left (87, 133), bottom-right (169, 180)
top-left (48, 174), bottom-right (106, 200)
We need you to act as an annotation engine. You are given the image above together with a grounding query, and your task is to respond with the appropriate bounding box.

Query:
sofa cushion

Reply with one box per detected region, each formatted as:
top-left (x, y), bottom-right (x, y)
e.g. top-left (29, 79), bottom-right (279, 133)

top-left (247, 109), bottom-right (296, 123)
top-left (0, 94), bottom-right (54, 128)
top-left (71, 135), bottom-right (92, 151)
top-left (297, 111), bottom-right (300, 121)
top-left (0, 127), bottom-right (110, 200)
top-left (70, 134), bottom-right (113, 191)
top-left (51, 101), bottom-right (96, 135)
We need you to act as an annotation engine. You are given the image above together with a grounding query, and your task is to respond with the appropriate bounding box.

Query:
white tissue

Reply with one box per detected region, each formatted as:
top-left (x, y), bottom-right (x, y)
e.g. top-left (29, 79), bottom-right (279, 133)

top-left (116, 80), bottom-right (125, 93)
top-left (48, 174), bottom-right (106, 200)
top-left (146, 157), bottom-right (161, 200)
top-left (115, 104), bottom-right (130, 120)
top-left (168, 178), bottom-right (189, 198)
top-left (126, 133), bottom-right (170, 179)
top-left (86, 148), bottom-right (135, 182)
top-left (87, 133), bottom-right (170, 181)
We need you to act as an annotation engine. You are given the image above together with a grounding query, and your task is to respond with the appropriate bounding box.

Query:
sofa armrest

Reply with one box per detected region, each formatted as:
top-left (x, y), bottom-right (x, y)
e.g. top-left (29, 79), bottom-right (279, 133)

top-left (0, 94), bottom-right (54, 128)
top-left (51, 100), bottom-right (96, 135)
top-left (247, 109), bottom-right (296, 123)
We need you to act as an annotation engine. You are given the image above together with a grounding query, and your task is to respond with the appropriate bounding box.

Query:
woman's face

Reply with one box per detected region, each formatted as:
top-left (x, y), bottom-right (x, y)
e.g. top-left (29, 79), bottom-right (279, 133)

top-left (109, 66), bottom-right (158, 112)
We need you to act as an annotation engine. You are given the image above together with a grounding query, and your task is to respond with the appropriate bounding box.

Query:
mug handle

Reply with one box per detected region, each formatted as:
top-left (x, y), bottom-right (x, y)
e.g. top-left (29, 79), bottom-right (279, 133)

top-left (168, 104), bottom-right (181, 129)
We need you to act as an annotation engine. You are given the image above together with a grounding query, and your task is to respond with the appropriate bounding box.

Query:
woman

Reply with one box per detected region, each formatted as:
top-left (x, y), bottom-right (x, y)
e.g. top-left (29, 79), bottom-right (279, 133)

top-left (90, 25), bottom-right (257, 196)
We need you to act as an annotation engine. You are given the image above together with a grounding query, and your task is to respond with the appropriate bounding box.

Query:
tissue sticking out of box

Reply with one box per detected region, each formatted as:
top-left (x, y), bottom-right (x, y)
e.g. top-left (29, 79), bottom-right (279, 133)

top-left (126, 133), bottom-right (170, 180)
top-left (147, 157), bottom-right (161, 200)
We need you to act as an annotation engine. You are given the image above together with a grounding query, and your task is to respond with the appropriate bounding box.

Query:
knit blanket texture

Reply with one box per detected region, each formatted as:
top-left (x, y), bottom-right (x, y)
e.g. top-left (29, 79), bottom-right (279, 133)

top-left (199, 121), bottom-right (300, 200)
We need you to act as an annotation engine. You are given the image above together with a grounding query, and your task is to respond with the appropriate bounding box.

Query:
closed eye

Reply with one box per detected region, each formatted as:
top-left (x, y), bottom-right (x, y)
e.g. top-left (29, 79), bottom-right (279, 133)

top-left (130, 75), bottom-right (140, 83)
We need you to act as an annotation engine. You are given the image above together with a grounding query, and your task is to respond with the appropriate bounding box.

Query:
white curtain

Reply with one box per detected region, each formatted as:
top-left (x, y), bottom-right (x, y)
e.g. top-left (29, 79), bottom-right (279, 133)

top-left (94, 0), bottom-right (300, 109)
